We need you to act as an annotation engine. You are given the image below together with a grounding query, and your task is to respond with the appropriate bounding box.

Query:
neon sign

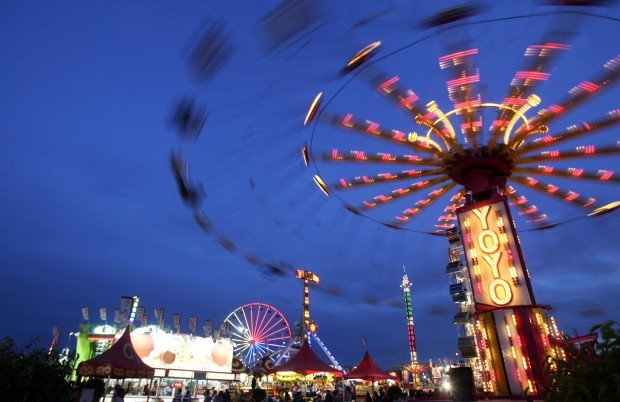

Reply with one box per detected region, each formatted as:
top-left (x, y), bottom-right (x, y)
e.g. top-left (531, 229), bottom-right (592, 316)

top-left (458, 199), bottom-right (533, 307)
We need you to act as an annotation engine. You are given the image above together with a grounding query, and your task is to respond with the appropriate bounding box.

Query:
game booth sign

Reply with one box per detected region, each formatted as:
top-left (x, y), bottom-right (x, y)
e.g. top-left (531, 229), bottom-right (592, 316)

top-left (77, 325), bottom-right (235, 400)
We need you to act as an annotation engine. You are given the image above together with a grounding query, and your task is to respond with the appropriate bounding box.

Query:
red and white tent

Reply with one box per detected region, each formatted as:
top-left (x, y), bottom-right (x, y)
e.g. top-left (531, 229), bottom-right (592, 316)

top-left (77, 327), bottom-right (154, 379)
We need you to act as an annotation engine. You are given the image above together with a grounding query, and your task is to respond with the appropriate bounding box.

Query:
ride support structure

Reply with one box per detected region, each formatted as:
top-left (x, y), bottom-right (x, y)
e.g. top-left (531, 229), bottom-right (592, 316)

top-left (400, 266), bottom-right (421, 389)
top-left (274, 269), bottom-right (343, 371)
top-left (447, 188), bottom-right (565, 398)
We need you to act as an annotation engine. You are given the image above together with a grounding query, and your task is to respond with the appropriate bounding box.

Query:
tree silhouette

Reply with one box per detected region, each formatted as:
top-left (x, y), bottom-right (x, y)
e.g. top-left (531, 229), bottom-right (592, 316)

top-left (0, 337), bottom-right (77, 402)
top-left (544, 320), bottom-right (620, 401)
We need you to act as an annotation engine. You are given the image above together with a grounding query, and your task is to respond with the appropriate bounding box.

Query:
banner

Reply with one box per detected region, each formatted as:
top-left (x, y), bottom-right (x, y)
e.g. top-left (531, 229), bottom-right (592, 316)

top-left (114, 309), bottom-right (121, 324)
top-left (214, 329), bottom-right (220, 340)
top-left (173, 314), bottom-right (181, 332)
top-left (189, 316), bottom-right (197, 333)
top-left (120, 296), bottom-right (133, 326)
top-left (204, 319), bottom-right (212, 337)
top-left (142, 315), bottom-right (149, 327)
top-left (52, 326), bottom-right (61, 343)
top-left (99, 307), bottom-right (107, 322)
top-left (81, 307), bottom-right (89, 321)
top-left (135, 307), bottom-right (145, 324)
top-left (155, 308), bottom-right (164, 326)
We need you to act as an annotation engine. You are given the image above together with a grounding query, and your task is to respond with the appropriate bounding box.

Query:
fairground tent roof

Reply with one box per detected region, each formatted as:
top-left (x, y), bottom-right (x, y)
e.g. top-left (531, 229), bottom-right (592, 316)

top-left (344, 351), bottom-right (399, 381)
top-left (76, 327), bottom-right (155, 379)
top-left (268, 341), bottom-right (343, 376)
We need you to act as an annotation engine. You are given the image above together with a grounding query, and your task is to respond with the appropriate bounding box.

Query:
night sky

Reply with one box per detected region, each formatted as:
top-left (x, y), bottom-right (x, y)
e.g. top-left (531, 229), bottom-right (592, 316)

top-left (1, 0), bottom-right (619, 369)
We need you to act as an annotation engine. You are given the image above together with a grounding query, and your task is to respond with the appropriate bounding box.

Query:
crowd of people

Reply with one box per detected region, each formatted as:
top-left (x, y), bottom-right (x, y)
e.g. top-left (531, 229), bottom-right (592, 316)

top-left (102, 384), bottom-right (451, 402)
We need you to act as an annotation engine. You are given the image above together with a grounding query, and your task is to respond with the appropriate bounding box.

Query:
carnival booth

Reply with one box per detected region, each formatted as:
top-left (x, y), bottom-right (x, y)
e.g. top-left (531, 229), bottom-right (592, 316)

top-left (77, 326), bottom-right (155, 401)
top-left (345, 351), bottom-right (399, 401)
top-left (268, 341), bottom-right (343, 400)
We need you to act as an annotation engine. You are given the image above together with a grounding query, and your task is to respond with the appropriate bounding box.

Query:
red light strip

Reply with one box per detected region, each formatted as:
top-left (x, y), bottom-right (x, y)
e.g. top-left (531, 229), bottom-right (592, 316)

top-left (321, 150), bottom-right (442, 165)
top-left (513, 166), bottom-right (619, 183)
top-left (394, 182), bottom-right (457, 223)
top-left (447, 73), bottom-right (480, 88)
top-left (516, 142), bottom-right (620, 163)
top-left (333, 112), bottom-right (439, 156)
top-left (506, 186), bottom-right (547, 223)
top-left (511, 54), bottom-right (620, 145)
top-left (359, 176), bottom-right (449, 210)
top-left (511, 175), bottom-right (600, 210)
top-left (438, 48), bottom-right (478, 63)
top-left (333, 168), bottom-right (444, 189)
top-left (515, 110), bottom-right (620, 155)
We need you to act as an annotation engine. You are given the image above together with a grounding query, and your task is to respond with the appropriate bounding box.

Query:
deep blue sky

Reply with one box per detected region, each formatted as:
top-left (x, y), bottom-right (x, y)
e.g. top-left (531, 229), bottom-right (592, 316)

top-left (1, 1), bottom-right (619, 369)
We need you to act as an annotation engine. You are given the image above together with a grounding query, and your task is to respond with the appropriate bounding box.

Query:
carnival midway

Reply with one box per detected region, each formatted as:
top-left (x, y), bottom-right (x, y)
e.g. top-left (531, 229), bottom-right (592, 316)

top-left (11, 2), bottom-right (620, 401)
top-left (56, 8), bottom-right (620, 398)
top-left (59, 269), bottom-right (467, 402)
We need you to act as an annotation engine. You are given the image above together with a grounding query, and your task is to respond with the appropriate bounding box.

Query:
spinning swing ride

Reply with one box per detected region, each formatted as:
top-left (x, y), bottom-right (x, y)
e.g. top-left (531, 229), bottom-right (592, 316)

top-left (302, 3), bottom-right (620, 398)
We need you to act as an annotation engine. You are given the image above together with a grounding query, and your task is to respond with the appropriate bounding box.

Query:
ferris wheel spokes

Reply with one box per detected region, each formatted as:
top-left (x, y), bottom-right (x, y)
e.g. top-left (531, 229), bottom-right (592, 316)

top-left (225, 303), bottom-right (292, 368)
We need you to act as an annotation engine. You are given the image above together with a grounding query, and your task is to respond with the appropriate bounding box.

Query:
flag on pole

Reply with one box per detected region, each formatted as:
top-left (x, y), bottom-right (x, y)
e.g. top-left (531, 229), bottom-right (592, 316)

top-left (173, 314), bottom-right (181, 333)
top-left (119, 296), bottom-right (133, 326)
top-left (155, 308), bottom-right (164, 326)
top-left (142, 315), bottom-right (149, 327)
top-left (99, 308), bottom-right (107, 322)
top-left (52, 326), bottom-right (61, 343)
top-left (49, 326), bottom-right (61, 352)
top-left (189, 316), bottom-right (197, 333)
top-left (81, 308), bottom-right (89, 321)
top-left (214, 329), bottom-right (220, 340)
top-left (114, 309), bottom-right (121, 324)
top-left (204, 319), bottom-right (212, 337)
top-left (135, 307), bottom-right (145, 324)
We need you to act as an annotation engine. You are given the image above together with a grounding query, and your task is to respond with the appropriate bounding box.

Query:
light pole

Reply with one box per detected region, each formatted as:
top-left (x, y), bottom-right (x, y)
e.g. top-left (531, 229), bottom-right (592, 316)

top-left (65, 331), bottom-right (79, 352)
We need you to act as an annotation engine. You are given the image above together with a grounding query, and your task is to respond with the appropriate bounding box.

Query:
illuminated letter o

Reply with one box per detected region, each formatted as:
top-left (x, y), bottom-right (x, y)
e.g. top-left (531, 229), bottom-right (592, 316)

top-left (478, 230), bottom-right (499, 254)
top-left (489, 279), bottom-right (512, 305)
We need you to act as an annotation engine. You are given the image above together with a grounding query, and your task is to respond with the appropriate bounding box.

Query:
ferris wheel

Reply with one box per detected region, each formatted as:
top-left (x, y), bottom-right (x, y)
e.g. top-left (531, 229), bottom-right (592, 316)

top-left (224, 303), bottom-right (292, 368)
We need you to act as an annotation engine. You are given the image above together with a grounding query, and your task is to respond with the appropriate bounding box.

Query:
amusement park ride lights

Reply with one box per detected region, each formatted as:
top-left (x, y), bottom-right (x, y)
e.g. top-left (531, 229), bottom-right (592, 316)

top-left (303, 7), bottom-right (620, 398)
top-left (222, 272), bottom-right (342, 370)
top-left (400, 266), bottom-right (423, 389)
top-left (224, 303), bottom-right (293, 369)
top-left (274, 270), bottom-right (343, 371)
